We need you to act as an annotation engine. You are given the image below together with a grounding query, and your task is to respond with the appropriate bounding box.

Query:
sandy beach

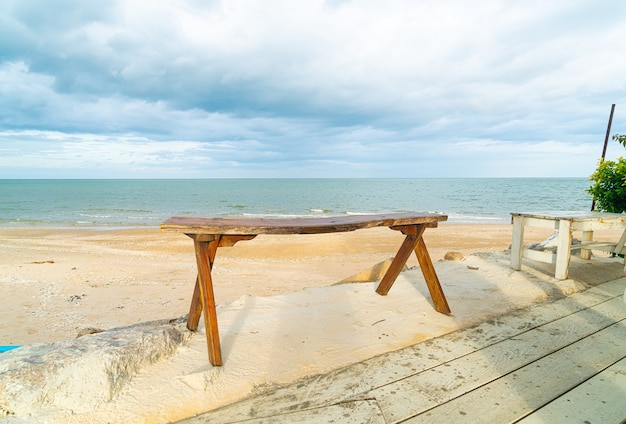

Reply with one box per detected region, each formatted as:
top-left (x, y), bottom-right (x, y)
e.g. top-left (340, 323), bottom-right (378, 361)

top-left (1, 223), bottom-right (624, 423)
top-left (0, 223), bottom-right (522, 346)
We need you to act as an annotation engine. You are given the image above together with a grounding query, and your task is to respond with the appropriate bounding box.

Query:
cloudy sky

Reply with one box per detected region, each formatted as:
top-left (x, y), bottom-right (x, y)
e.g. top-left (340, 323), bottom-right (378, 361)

top-left (1, 0), bottom-right (625, 178)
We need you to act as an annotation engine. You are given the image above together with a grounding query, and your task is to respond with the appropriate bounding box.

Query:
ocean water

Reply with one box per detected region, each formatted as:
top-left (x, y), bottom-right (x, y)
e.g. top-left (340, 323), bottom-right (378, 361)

top-left (0, 178), bottom-right (594, 228)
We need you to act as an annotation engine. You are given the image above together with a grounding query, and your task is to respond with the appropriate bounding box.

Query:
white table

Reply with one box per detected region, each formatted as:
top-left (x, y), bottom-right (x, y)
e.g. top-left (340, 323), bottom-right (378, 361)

top-left (510, 211), bottom-right (626, 280)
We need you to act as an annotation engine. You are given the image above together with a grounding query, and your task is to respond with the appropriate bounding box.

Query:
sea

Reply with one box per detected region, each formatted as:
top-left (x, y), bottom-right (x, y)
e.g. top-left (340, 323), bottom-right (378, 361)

top-left (0, 178), bottom-right (594, 228)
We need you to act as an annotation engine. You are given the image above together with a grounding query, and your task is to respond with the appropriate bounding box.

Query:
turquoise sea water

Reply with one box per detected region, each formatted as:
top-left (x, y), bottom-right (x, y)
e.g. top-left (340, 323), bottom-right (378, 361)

top-left (0, 178), bottom-right (594, 228)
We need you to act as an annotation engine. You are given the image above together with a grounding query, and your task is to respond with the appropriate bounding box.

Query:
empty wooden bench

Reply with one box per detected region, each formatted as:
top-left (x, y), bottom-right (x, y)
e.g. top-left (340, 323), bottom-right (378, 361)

top-left (510, 211), bottom-right (626, 280)
top-left (161, 212), bottom-right (451, 366)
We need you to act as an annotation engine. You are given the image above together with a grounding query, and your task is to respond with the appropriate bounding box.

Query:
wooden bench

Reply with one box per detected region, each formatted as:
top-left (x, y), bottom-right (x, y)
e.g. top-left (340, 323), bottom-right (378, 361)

top-left (161, 212), bottom-right (450, 366)
top-left (510, 211), bottom-right (626, 280)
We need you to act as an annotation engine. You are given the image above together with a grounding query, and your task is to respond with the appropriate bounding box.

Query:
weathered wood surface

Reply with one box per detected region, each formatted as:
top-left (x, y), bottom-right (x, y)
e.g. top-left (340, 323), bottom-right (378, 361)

top-left (517, 357), bottom-right (626, 423)
top-left (209, 400), bottom-right (387, 424)
top-left (161, 212), bottom-right (447, 235)
top-left (510, 212), bottom-right (626, 233)
top-left (404, 320), bottom-right (626, 423)
top-left (376, 296), bottom-right (626, 422)
top-left (176, 279), bottom-right (626, 423)
top-left (511, 211), bottom-right (626, 225)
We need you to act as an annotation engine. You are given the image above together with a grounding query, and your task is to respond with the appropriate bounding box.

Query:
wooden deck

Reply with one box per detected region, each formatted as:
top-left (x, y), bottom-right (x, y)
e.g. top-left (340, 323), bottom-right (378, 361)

top-left (179, 278), bottom-right (626, 424)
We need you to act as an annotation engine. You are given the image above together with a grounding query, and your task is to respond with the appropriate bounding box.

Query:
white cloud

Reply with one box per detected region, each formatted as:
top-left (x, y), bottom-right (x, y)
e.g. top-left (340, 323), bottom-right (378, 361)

top-left (0, 0), bottom-right (625, 177)
top-left (455, 139), bottom-right (595, 155)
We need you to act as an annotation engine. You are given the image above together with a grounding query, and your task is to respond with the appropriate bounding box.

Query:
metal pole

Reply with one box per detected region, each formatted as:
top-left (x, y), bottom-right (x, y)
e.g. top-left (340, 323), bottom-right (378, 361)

top-left (601, 104), bottom-right (616, 161)
top-left (591, 103), bottom-right (616, 211)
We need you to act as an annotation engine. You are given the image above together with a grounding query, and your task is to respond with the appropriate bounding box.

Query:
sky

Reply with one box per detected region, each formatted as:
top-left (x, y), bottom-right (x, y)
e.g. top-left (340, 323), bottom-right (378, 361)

top-left (1, 0), bottom-right (625, 179)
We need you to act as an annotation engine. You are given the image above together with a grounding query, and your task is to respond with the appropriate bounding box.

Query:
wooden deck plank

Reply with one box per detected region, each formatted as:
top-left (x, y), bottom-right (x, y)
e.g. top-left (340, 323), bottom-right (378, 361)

top-left (517, 357), bottom-right (626, 424)
top-left (586, 278), bottom-right (626, 298)
top-left (183, 400), bottom-right (386, 424)
top-left (372, 297), bottom-right (626, 422)
top-left (402, 320), bottom-right (626, 424)
top-left (175, 281), bottom-right (624, 423)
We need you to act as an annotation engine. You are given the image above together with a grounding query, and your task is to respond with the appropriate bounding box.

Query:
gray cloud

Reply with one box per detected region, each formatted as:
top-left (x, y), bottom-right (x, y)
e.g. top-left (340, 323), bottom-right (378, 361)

top-left (0, 0), bottom-right (625, 178)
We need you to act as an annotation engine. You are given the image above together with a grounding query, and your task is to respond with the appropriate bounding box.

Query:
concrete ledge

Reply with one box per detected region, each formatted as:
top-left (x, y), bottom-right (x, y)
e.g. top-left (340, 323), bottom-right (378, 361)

top-left (0, 317), bottom-right (191, 417)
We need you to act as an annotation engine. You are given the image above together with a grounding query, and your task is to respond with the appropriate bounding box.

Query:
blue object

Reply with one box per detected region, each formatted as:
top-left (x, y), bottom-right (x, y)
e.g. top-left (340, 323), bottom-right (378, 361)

top-left (0, 346), bottom-right (20, 353)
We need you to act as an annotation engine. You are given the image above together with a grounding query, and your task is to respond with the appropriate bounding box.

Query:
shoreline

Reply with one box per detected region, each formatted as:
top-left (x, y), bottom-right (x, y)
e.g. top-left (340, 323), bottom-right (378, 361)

top-left (0, 218), bottom-right (515, 230)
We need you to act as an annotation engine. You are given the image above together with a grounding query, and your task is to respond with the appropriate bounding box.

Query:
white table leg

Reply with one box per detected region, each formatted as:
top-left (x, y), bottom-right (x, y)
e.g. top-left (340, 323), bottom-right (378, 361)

top-left (613, 228), bottom-right (626, 257)
top-left (581, 230), bottom-right (593, 260)
top-left (555, 219), bottom-right (572, 279)
top-left (510, 215), bottom-right (525, 270)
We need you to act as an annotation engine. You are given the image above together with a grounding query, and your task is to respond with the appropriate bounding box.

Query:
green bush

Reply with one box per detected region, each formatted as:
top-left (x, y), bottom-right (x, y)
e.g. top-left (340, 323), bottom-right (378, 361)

top-left (588, 134), bottom-right (626, 213)
top-left (588, 158), bottom-right (626, 212)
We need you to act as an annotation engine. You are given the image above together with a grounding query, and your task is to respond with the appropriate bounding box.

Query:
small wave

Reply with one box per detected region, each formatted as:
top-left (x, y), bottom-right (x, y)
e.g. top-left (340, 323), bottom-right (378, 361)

top-left (78, 214), bottom-right (113, 219)
top-left (126, 215), bottom-right (159, 220)
top-left (446, 213), bottom-right (509, 224)
top-left (344, 211), bottom-right (380, 216)
top-left (86, 208), bottom-right (152, 213)
top-left (0, 218), bottom-right (53, 227)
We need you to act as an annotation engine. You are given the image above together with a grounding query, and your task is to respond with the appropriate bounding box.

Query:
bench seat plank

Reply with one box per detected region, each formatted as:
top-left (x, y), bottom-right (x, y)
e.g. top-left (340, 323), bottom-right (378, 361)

top-left (161, 212), bottom-right (446, 235)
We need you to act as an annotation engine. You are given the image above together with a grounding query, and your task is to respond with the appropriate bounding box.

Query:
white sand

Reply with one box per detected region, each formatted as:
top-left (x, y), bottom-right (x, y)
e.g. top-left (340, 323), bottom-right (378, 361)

top-left (1, 225), bottom-right (624, 423)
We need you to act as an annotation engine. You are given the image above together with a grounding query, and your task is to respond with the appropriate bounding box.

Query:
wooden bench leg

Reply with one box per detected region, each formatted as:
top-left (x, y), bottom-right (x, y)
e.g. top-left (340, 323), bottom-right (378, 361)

top-left (190, 236), bottom-right (222, 366)
top-left (376, 225), bottom-right (425, 295)
top-left (187, 276), bottom-right (203, 331)
top-left (414, 237), bottom-right (451, 315)
top-left (186, 234), bottom-right (256, 366)
top-left (581, 230), bottom-right (593, 260)
top-left (187, 236), bottom-right (219, 331)
top-left (555, 219), bottom-right (572, 280)
top-left (376, 225), bottom-right (451, 315)
top-left (510, 215), bottom-right (525, 271)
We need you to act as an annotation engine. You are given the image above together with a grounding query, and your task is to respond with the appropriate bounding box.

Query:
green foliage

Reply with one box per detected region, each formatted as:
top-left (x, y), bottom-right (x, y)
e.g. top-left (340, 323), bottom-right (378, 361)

top-left (613, 133), bottom-right (626, 147)
top-left (588, 156), bottom-right (626, 213)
